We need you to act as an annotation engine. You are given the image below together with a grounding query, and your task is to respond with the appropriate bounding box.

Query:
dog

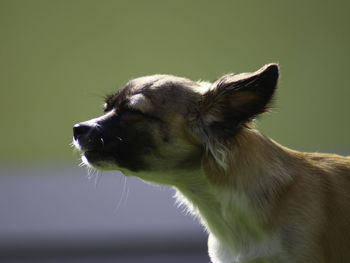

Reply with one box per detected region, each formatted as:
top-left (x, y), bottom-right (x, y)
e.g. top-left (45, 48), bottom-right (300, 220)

top-left (73, 64), bottom-right (350, 263)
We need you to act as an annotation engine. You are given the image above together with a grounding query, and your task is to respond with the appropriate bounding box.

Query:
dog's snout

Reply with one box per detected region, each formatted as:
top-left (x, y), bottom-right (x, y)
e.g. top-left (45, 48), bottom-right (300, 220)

top-left (73, 123), bottom-right (91, 140)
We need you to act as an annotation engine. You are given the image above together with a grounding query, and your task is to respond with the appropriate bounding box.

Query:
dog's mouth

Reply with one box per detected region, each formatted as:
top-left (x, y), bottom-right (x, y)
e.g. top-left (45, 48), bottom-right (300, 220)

top-left (73, 136), bottom-right (118, 168)
top-left (83, 149), bottom-right (114, 163)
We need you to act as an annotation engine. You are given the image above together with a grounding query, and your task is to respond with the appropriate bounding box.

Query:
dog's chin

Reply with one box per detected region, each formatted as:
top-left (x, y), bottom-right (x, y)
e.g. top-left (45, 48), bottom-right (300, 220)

top-left (82, 150), bottom-right (116, 170)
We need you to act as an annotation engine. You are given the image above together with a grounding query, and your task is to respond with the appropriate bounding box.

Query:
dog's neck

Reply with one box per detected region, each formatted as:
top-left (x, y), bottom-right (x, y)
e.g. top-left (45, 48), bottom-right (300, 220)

top-left (174, 127), bottom-right (295, 254)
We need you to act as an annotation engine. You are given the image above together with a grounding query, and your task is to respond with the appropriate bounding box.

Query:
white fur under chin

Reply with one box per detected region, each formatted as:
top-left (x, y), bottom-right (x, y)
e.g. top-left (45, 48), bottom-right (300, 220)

top-left (174, 186), bottom-right (282, 263)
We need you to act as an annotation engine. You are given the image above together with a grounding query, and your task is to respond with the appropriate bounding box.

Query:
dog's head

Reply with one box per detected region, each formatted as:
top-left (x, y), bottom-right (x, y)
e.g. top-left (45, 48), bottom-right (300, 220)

top-left (73, 64), bottom-right (278, 183)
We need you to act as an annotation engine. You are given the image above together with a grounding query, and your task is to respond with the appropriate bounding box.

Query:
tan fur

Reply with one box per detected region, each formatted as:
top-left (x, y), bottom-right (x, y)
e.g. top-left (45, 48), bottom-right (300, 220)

top-left (203, 127), bottom-right (350, 262)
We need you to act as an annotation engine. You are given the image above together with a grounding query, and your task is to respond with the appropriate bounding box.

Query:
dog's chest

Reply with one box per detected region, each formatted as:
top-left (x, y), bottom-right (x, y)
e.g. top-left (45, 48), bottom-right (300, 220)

top-left (200, 190), bottom-right (282, 262)
top-left (207, 230), bottom-right (281, 263)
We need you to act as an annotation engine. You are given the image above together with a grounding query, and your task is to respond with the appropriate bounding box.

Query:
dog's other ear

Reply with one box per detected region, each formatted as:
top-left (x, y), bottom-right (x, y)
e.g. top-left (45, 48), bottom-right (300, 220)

top-left (198, 63), bottom-right (279, 135)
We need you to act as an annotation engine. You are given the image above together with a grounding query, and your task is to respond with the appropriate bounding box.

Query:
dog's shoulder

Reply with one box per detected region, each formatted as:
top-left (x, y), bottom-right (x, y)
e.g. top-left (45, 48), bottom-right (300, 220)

top-left (302, 152), bottom-right (350, 175)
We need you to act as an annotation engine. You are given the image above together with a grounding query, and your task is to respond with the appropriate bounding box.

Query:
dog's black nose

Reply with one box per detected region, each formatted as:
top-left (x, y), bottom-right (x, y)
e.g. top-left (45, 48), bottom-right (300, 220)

top-left (73, 123), bottom-right (91, 140)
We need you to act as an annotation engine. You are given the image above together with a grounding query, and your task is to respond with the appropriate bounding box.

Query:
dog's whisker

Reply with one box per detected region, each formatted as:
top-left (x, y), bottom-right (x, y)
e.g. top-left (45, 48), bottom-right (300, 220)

top-left (114, 175), bottom-right (128, 213)
top-left (78, 156), bottom-right (88, 167)
top-left (93, 171), bottom-right (103, 188)
top-left (71, 139), bottom-right (82, 151)
top-left (87, 166), bottom-right (99, 181)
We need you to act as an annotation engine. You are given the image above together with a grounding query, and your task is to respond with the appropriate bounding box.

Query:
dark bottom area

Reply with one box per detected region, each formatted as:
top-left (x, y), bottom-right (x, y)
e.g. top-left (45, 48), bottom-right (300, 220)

top-left (1, 251), bottom-right (209, 263)
top-left (0, 241), bottom-right (210, 263)
top-left (0, 252), bottom-right (209, 263)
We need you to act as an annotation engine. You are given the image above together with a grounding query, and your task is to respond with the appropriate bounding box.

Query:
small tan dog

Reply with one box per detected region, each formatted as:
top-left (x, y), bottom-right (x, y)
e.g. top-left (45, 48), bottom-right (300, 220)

top-left (73, 64), bottom-right (350, 263)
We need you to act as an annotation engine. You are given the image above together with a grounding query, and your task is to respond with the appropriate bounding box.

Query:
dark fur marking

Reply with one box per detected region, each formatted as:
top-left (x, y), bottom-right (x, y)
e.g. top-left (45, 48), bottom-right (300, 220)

top-left (82, 109), bottom-right (158, 171)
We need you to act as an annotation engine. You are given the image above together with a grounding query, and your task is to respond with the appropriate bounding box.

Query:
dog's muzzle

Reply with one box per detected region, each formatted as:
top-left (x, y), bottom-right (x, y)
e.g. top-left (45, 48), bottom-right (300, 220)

top-left (73, 123), bottom-right (90, 140)
top-left (73, 123), bottom-right (104, 151)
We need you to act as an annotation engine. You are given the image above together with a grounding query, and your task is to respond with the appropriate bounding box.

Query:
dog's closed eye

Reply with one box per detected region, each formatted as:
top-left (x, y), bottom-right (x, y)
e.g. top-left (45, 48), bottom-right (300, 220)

top-left (118, 107), bottom-right (145, 121)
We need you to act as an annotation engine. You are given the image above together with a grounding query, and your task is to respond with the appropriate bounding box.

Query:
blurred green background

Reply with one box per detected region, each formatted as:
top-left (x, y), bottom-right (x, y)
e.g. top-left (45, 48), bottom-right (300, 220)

top-left (1, 0), bottom-right (349, 164)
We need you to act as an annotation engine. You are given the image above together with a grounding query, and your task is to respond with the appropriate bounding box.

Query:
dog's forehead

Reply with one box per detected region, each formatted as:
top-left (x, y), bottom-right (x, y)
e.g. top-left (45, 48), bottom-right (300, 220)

top-left (105, 74), bottom-right (209, 115)
top-left (129, 74), bottom-right (198, 93)
top-left (121, 75), bottom-right (200, 102)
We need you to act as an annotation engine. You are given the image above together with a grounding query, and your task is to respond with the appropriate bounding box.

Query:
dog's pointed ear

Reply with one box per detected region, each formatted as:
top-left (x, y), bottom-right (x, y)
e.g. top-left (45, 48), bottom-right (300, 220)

top-left (196, 63), bottom-right (279, 138)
